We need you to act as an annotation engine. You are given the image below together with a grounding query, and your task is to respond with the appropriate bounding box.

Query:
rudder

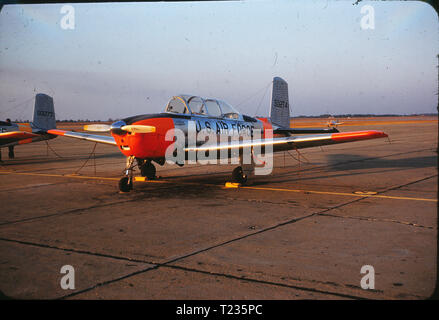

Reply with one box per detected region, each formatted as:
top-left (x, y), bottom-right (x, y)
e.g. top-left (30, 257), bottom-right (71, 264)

top-left (33, 93), bottom-right (56, 130)
top-left (270, 77), bottom-right (290, 128)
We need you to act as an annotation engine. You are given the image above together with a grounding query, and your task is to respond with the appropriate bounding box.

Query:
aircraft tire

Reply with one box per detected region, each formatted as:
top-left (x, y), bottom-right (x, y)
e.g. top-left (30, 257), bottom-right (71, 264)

top-left (141, 162), bottom-right (156, 179)
top-left (119, 177), bottom-right (132, 192)
top-left (232, 166), bottom-right (248, 184)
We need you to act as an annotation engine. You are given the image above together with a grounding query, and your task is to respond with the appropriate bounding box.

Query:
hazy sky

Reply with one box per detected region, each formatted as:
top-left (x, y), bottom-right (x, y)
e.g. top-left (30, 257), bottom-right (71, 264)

top-left (0, 0), bottom-right (438, 121)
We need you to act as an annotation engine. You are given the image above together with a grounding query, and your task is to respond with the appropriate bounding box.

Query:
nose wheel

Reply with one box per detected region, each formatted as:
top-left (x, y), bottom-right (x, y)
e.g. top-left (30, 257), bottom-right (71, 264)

top-left (119, 155), bottom-right (136, 192)
top-left (119, 157), bottom-right (157, 192)
top-left (118, 176), bottom-right (132, 192)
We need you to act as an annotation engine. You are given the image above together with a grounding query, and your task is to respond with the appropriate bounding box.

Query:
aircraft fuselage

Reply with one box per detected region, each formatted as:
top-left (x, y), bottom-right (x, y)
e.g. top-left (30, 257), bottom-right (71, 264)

top-left (0, 121), bottom-right (55, 148)
top-left (110, 113), bottom-right (273, 161)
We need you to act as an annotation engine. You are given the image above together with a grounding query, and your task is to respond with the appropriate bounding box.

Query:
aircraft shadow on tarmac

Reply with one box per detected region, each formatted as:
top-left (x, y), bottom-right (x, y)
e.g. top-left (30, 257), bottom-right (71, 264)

top-left (134, 178), bottom-right (221, 199)
top-left (325, 153), bottom-right (437, 171)
top-left (2, 151), bottom-right (434, 194)
top-left (132, 153), bottom-right (437, 192)
top-left (232, 153), bottom-right (438, 188)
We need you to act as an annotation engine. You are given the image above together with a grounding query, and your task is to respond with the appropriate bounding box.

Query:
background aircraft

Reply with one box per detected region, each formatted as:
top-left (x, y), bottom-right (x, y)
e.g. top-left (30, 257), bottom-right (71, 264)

top-left (326, 119), bottom-right (345, 128)
top-left (0, 94), bottom-right (56, 161)
top-left (46, 77), bottom-right (388, 192)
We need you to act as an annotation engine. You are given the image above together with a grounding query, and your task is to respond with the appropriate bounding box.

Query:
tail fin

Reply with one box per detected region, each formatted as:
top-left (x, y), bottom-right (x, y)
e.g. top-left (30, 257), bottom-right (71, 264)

top-left (32, 93), bottom-right (56, 130)
top-left (270, 77), bottom-right (291, 128)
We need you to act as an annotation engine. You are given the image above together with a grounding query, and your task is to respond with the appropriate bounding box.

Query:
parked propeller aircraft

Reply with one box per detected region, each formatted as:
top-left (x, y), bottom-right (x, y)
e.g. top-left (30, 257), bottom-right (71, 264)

top-left (0, 94), bottom-right (56, 160)
top-left (46, 77), bottom-right (388, 192)
top-left (326, 119), bottom-right (345, 128)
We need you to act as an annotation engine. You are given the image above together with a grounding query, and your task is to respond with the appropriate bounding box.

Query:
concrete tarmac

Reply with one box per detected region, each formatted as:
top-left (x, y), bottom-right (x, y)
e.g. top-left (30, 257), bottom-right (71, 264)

top-left (0, 117), bottom-right (437, 300)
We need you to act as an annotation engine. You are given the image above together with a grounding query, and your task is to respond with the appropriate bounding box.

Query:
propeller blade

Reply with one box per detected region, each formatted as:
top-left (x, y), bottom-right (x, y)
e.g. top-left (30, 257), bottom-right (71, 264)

top-left (84, 124), bottom-right (111, 132)
top-left (84, 123), bottom-right (156, 134)
top-left (121, 125), bottom-right (156, 133)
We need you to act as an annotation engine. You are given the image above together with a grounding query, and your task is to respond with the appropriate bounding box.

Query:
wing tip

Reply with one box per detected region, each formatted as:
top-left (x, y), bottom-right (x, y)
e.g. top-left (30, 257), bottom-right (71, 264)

top-left (331, 130), bottom-right (388, 142)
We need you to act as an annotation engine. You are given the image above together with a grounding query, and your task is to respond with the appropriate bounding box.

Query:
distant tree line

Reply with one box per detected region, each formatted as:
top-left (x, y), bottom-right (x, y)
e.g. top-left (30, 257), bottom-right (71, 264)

top-left (11, 114), bottom-right (438, 123)
top-left (249, 113), bottom-right (438, 119)
top-left (293, 113), bottom-right (438, 118)
top-left (56, 119), bottom-right (107, 123)
top-left (56, 113), bottom-right (438, 122)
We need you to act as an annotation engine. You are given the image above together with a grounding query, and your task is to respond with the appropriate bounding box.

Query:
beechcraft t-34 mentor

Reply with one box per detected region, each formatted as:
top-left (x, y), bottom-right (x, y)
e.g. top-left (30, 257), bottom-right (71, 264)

top-left (46, 77), bottom-right (388, 192)
top-left (0, 94), bottom-right (57, 160)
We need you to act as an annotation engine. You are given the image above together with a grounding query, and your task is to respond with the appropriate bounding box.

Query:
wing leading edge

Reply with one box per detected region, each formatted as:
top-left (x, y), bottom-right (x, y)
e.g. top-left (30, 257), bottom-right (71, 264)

top-left (46, 129), bottom-right (387, 154)
top-left (185, 130), bottom-right (388, 152)
top-left (47, 129), bottom-right (117, 145)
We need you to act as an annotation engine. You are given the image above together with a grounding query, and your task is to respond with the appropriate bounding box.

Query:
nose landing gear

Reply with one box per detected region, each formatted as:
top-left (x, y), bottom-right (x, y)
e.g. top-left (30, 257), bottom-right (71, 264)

top-left (118, 176), bottom-right (132, 193)
top-left (119, 155), bottom-right (136, 192)
top-left (119, 157), bottom-right (157, 192)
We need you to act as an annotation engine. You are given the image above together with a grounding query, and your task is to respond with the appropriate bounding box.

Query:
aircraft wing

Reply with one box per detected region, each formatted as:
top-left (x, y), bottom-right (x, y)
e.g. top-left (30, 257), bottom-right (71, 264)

top-left (274, 127), bottom-right (339, 134)
top-left (185, 130), bottom-right (388, 152)
top-left (47, 129), bottom-right (117, 145)
top-left (46, 129), bottom-right (386, 152)
top-left (0, 131), bottom-right (39, 140)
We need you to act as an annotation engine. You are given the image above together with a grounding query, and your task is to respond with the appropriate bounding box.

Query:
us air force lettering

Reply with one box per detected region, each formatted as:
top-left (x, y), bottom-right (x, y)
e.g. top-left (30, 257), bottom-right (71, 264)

top-left (46, 77), bottom-right (388, 192)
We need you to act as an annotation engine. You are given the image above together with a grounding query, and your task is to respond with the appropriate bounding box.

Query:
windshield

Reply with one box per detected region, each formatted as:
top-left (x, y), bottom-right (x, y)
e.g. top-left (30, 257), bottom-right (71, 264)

top-left (165, 95), bottom-right (241, 119)
top-left (165, 97), bottom-right (188, 114)
top-left (188, 96), bottom-right (206, 115)
top-left (204, 100), bottom-right (222, 118)
top-left (217, 100), bottom-right (239, 119)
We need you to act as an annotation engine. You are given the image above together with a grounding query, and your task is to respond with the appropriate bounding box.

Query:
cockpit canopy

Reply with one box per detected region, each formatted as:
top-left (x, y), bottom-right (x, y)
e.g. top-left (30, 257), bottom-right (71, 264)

top-left (165, 95), bottom-right (241, 120)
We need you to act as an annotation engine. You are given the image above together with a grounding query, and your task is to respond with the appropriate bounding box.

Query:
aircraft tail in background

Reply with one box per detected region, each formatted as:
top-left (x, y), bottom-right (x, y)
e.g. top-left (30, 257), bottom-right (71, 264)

top-left (32, 93), bottom-right (56, 130)
top-left (268, 77), bottom-right (339, 135)
top-left (270, 77), bottom-right (290, 128)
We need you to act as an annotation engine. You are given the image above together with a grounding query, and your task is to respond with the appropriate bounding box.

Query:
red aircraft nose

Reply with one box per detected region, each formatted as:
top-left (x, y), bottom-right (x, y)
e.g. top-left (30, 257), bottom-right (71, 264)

top-left (112, 117), bottom-right (175, 159)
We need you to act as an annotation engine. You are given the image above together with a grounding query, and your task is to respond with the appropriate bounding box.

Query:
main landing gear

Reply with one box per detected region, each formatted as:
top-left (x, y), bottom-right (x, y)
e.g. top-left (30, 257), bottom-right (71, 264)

top-left (138, 159), bottom-right (156, 180)
top-left (232, 166), bottom-right (248, 184)
top-left (230, 151), bottom-right (260, 185)
top-left (118, 156), bottom-right (157, 192)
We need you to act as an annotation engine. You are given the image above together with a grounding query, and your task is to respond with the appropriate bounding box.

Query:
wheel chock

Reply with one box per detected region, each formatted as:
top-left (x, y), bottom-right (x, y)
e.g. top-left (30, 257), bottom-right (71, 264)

top-left (224, 182), bottom-right (241, 188)
top-left (134, 176), bottom-right (161, 182)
